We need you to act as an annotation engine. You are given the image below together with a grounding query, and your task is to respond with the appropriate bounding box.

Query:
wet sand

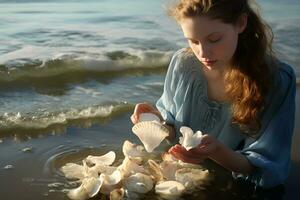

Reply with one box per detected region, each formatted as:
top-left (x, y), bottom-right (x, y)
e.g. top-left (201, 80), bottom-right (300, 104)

top-left (0, 88), bottom-right (299, 200)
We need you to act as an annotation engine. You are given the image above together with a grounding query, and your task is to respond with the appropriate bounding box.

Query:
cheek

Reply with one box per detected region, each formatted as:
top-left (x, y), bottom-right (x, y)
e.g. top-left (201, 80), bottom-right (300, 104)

top-left (219, 35), bottom-right (239, 59)
top-left (189, 44), bottom-right (200, 56)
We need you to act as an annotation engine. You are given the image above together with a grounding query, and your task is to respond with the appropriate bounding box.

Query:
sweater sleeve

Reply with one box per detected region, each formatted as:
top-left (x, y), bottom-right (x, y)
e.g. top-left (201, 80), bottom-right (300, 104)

top-left (233, 63), bottom-right (296, 188)
top-left (156, 49), bottom-right (185, 125)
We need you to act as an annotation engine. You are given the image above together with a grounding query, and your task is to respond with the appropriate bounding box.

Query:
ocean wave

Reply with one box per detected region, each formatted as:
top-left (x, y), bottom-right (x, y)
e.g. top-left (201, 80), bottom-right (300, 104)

top-left (0, 49), bottom-right (172, 84)
top-left (0, 102), bottom-right (133, 137)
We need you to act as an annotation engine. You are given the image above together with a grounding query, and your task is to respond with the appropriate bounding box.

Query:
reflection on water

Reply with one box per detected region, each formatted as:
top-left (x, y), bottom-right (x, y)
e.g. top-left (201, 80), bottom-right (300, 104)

top-left (1, 112), bottom-right (295, 200)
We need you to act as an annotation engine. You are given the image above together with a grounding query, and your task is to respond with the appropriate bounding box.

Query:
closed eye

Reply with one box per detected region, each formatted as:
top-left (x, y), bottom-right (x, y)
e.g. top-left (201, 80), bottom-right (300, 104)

top-left (188, 39), bottom-right (199, 45)
top-left (208, 37), bottom-right (222, 43)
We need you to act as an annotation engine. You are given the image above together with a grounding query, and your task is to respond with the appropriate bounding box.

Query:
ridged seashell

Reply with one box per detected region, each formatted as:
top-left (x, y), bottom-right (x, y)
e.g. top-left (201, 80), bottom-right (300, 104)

top-left (122, 140), bottom-right (146, 158)
top-left (82, 160), bottom-right (101, 178)
top-left (179, 126), bottom-right (203, 151)
top-left (148, 159), bottom-right (164, 182)
top-left (132, 121), bottom-right (169, 152)
top-left (175, 168), bottom-right (213, 188)
top-left (89, 163), bottom-right (118, 176)
top-left (100, 169), bottom-right (122, 186)
top-left (60, 163), bottom-right (85, 180)
top-left (139, 113), bottom-right (161, 122)
top-left (85, 151), bottom-right (116, 166)
top-left (67, 177), bottom-right (102, 200)
top-left (118, 157), bottom-right (147, 178)
top-left (161, 152), bottom-right (178, 162)
top-left (148, 159), bottom-right (178, 181)
top-left (124, 173), bottom-right (154, 193)
top-left (177, 160), bottom-right (205, 169)
top-left (155, 181), bottom-right (185, 199)
top-left (99, 169), bottom-right (123, 195)
top-left (160, 161), bottom-right (178, 181)
top-left (110, 188), bottom-right (125, 200)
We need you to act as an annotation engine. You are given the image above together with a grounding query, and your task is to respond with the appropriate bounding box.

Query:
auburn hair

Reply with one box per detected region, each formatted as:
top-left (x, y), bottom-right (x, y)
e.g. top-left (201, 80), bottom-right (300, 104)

top-left (168, 0), bottom-right (274, 136)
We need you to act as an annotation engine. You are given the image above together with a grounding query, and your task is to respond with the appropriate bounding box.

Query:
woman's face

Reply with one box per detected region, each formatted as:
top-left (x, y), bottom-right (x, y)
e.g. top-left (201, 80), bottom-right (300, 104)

top-left (180, 15), bottom-right (246, 71)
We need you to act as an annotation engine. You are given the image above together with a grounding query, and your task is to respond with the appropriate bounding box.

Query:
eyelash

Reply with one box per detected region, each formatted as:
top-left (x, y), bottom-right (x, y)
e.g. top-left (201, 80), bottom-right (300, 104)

top-left (209, 38), bottom-right (221, 43)
top-left (189, 38), bottom-right (221, 45)
top-left (190, 40), bottom-right (199, 45)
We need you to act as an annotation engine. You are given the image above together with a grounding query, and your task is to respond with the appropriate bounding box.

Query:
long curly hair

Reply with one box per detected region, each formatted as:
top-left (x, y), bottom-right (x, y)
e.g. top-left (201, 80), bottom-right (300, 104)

top-left (168, 0), bottom-right (275, 136)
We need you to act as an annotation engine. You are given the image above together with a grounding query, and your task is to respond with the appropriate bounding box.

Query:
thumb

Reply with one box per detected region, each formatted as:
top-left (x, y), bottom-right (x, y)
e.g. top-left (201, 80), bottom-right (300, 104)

top-left (130, 114), bottom-right (138, 124)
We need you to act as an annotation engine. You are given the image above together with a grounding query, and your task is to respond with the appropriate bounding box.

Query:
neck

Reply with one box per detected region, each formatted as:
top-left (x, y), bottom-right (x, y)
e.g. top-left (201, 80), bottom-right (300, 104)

top-left (202, 65), bottom-right (227, 80)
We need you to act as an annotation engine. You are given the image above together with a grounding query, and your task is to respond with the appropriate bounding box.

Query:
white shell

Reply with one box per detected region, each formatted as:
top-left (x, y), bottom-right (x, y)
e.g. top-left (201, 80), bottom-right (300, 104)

top-left (67, 177), bottom-right (102, 200)
top-left (132, 121), bottom-right (169, 152)
top-left (161, 152), bottom-right (178, 162)
top-left (118, 157), bottom-right (147, 178)
top-left (175, 168), bottom-right (213, 188)
top-left (60, 163), bottom-right (85, 180)
top-left (139, 113), bottom-right (160, 122)
top-left (85, 151), bottom-right (116, 166)
top-left (160, 161), bottom-right (178, 181)
top-left (99, 169), bottom-right (123, 195)
top-left (179, 126), bottom-right (203, 151)
top-left (148, 159), bottom-right (178, 181)
top-left (148, 159), bottom-right (164, 182)
top-left (90, 164), bottom-right (117, 175)
top-left (122, 140), bottom-right (146, 158)
top-left (110, 188), bottom-right (125, 200)
top-left (155, 181), bottom-right (185, 198)
top-left (124, 173), bottom-right (153, 193)
top-left (100, 169), bottom-right (122, 186)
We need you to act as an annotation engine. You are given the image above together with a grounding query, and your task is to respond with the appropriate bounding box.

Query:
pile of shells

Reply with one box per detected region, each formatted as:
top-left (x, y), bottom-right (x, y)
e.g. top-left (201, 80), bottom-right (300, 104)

top-left (60, 114), bottom-right (213, 200)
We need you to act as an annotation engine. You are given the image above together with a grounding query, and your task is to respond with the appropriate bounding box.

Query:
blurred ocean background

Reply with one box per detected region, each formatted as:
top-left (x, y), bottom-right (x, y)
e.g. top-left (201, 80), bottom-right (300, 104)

top-left (0, 0), bottom-right (299, 134)
top-left (0, 0), bottom-right (299, 199)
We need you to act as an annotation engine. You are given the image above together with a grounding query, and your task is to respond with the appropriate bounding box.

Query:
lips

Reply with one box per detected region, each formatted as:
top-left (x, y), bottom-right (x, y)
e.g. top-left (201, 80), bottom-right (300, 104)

top-left (202, 60), bottom-right (217, 65)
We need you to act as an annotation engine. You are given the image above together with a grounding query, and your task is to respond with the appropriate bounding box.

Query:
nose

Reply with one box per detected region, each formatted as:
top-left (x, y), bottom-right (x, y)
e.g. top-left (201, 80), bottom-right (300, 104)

top-left (196, 43), bottom-right (211, 59)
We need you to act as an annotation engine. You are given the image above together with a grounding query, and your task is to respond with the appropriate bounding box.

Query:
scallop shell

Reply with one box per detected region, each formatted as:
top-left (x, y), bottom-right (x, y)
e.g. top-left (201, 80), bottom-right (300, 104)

top-left (99, 169), bottom-right (123, 195)
top-left (160, 161), bottom-right (178, 181)
top-left (139, 113), bottom-right (161, 122)
top-left (100, 169), bottom-right (122, 185)
top-left (82, 160), bottom-right (100, 178)
top-left (148, 159), bottom-right (164, 182)
top-left (161, 152), bottom-right (178, 162)
top-left (67, 177), bottom-right (102, 200)
top-left (124, 173), bottom-right (154, 193)
top-left (175, 168), bottom-right (213, 188)
top-left (122, 140), bottom-right (146, 158)
top-left (60, 163), bottom-right (85, 180)
top-left (118, 157), bottom-right (147, 178)
top-left (132, 121), bottom-right (169, 152)
top-left (90, 164), bottom-right (117, 176)
top-left (148, 159), bottom-right (178, 181)
top-left (110, 188), bottom-right (125, 200)
top-left (85, 151), bottom-right (116, 166)
top-left (155, 180), bottom-right (185, 199)
top-left (179, 126), bottom-right (203, 151)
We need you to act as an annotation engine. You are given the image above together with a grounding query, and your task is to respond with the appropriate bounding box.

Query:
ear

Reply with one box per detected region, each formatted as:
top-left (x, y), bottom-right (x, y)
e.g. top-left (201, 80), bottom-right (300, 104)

top-left (237, 13), bottom-right (248, 34)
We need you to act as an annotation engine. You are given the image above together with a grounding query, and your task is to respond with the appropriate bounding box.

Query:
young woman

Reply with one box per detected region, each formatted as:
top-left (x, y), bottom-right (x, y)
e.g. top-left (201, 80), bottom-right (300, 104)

top-left (131, 0), bottom-right (296, 189)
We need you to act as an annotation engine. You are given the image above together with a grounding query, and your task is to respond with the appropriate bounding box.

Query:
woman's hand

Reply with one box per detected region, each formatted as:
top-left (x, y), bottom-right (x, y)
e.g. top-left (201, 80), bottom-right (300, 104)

top-left (168, 134), bottom-right (221, 164)
top-left (130, 102), bottom-right (163, 124)
top-left (169, 134), bottom-right (254, 174)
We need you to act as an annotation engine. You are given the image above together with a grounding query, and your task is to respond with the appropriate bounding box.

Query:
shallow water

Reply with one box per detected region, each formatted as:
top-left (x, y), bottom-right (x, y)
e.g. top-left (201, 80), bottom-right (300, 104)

top-left (0, 95), bottom-right (300, 200)
top-left (0, 0), bottom-right (299, 199)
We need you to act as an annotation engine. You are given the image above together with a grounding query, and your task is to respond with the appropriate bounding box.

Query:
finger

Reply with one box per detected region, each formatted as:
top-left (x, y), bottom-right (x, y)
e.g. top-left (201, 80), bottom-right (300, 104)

top-left (197, 145), bottom-right (214, 155)
top-left (170, 145), bottom-right (187, 154)
top-left (170, 145), bottom-right (198, 158)
top-left (133, 103), bottom-right (156, 121)
top-left (170, 150), bottom-right (203, 164)
top-left (199, 134), bottom-right (211, 145)
top-left (130, 114), bottom-right (138, 124)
